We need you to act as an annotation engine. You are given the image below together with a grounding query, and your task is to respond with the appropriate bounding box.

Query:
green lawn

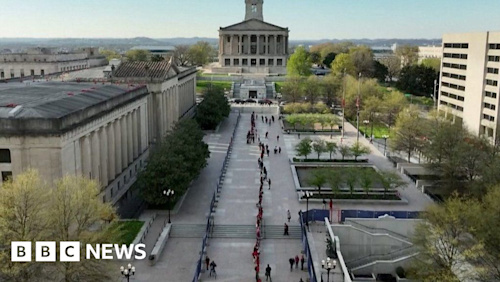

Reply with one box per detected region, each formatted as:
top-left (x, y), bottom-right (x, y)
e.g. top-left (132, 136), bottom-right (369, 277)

top-left (196, 81), bottom-right (233, 94)
top-left (354, 122), bottom-right (391, 139)
top-left (406, 95), bottom-right (434, 107)
top-left (111, 220), bottom-right (145, 245)
top-left (275, 81), bottom-right (285, 93)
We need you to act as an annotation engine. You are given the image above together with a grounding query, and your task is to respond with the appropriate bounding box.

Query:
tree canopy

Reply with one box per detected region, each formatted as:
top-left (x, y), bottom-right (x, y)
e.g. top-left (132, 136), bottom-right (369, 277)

top-left (195, 87), bottom-right (231, 130)
top-left (287, 46), bottom-right (312, 76)
top-left (125, 49), bottom-right (149, 62)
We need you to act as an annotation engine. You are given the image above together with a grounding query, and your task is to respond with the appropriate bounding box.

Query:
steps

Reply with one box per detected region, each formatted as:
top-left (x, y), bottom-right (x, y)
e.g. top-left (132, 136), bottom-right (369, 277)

top-left (169, 224), bottom-right (302, 239)
top-left (169, 224), bottom-right (206, 238)
top-left (263, 225), bottom-right (301, 239)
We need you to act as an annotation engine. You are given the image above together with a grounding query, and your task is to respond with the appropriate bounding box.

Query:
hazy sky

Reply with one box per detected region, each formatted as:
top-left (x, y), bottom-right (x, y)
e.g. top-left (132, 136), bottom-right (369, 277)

top-left (1, 0), bottom-right (499, 39)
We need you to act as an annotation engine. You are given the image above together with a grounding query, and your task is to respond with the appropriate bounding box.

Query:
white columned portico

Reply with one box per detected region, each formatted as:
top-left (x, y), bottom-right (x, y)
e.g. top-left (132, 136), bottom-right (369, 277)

top-left (108, 121), bottom-right (116, 179)
top-left (121, 115), bottom-right (128, 169)
top-left (100, 125), bottom-right (108, 186)
top-left (115, 118), bottom-right (122, 174)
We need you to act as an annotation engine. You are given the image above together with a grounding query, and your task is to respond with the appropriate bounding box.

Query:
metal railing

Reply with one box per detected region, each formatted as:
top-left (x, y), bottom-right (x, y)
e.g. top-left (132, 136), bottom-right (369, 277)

top-left (299, 211), bottom-right (318, 282)
top-left (348, 246), bottom-right (418, 270)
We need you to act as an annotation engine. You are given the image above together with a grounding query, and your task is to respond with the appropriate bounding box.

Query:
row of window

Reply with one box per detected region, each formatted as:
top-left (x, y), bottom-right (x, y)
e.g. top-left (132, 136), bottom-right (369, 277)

top-left (486, 79), bottom-right (498, 86)
top-left (2, 57), bottom-right (48, 62)
top-left (224, 58), bottom-right (283, 67)
top-left (440, 100), bottom-right (464, 111)
top-left (443, 62), bottom-right (467, 70)
top-left (442, 72), bottom-right (466, 81)
top-left (488, 56), bottom-right (500, 62)
top-left (487, 67), bottom-right (499, 74)
top-left (0, 69), bottom-right (46, 79)
top-left (444, 43), bottom-right (469, 49)
top-left (484, 102), bottom-right (496, 110)
top-left (61, 65), bottom-right (87, 72)
top-left (442, 81), bottom-right (465, 91)
top-left (483, 114), bottom-right (495, 122)
top-left (489, 43), bottom-right (500, 50)
top-left (441, 91), bottom-right (465, 101)
top-left (485, 91), bottom-right (498, 98)
top-left (444, 53), bottom-right (468, 59)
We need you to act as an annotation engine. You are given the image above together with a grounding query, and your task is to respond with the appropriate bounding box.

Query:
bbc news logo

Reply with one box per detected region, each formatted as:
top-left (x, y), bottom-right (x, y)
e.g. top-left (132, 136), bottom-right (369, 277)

top-left (11, 242), bottom-right (146, 262)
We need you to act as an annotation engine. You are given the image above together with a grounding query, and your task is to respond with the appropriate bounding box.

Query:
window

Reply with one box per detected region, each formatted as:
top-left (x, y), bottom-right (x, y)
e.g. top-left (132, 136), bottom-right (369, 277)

top-left (443, 62), bottom-right (467, 70)
top-left (486, 79), bottom-right (498, 86)
top-left (0, 149), bottom-right (11, 163)
top-left (487, 67), bottom-right (499, 74)
top-left (251, 59), bottom-right (257, 66)
top-left (444, 53), bottom-right (468, 59)
top-left (242, 58), bottom-right (248, 65)
top-left (485, 91), bottom-right (497, 98)
top-left (442, 72), bottom-right (466, 80)
top-left (1, 171), bottom-right (12, 182)
top-left (110, 187), bottom-right (114, 197)
top-left (444, 43), bottom-right (469, 49)
top-left (259, 58), bottom-right (265, 66)
top-left (277, 59), bottom-right (283, 66)
top-left (41, 69), bottom-right (44, 76)
top-left (489, 43), bottom-right (500, 50)
top-left (117, 181), bottom-right (121, 190)
top-left (224, 59), bottom-right (230, 66)
top-left (251, 4), bottom-right (257, 13)
top-left (20, 69), bottom-right (24, 77)
top-left (30, 69), bottom-right (35, 76)
top-left (0, 70), bottom-right (4, 79)
top-left (268, 59), bottom-right (274, 66)
top-left (441, 81), bottom-right (465, 91)
top-left (483, 114), bottom-right (495, 122)
top-left (233, 58), bottom-right (239, 66)
top-left (488, 56), bottom-right (500, 62)
top-left (484, 102), bottom-right (496, 110)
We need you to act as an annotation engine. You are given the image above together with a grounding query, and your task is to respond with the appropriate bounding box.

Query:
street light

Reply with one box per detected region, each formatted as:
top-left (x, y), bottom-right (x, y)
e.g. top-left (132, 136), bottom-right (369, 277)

top-left (163, 189), bottom-right (174, 223)
top-left (321, 257), bottom-right (337, 282)
top-left (300, 191), bottom-right (314, 230)
top-left (382, 134), bottom-right (389, 156)
top-left (363, 120), bottom-right (370, 138)
top-left (356, 73), bottom-right (362, 143)
top-left (120, 264), bottom-right (135, 282)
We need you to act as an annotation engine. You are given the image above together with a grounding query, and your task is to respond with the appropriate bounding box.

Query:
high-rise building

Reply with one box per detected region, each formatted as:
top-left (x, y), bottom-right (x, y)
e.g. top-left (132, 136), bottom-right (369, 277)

top-left (438, 31), bottom-right (500, 141)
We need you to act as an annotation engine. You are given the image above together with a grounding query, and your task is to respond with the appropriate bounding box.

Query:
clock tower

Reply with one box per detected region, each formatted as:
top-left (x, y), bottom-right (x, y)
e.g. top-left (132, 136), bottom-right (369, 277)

top-left (245, 0), bottom-right (264, 21)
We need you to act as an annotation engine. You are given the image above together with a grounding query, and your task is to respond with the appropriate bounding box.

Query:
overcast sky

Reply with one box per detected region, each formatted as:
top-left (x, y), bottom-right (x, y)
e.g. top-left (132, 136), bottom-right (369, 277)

top-left (1, 0), bottom-right (499, 39)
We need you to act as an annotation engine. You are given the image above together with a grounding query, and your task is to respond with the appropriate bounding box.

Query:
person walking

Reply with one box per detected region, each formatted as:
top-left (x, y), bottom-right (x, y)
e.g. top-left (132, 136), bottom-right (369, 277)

top-left (277, 135), bottom-right (279, 142)
top-left (289, 258), bottom-right (295, 271)
top-left (265, 264), bottom-right (272, 281)
top-left (295, 255), bottom-right (299, 269)
top-left (278, 147), bottom-right (281, 154)
top-left (205, 255), bottom-right (210, 270)
top-left (287, 210), bottom-right (291, 222)
top-left (209, 260), bottom-right (217, 278)
top-left (266, 149), bottom-right (270, 157)
top-left (268, 178), bottom-right (271, 190)
top-left (284, 223), bottom-right (289, 235)
top-left (299, 278), bottom-right (304, 282)
top-left (265, 131), bottom-right (269, 138)
top-left (301, 254), bottom-right (305, 270)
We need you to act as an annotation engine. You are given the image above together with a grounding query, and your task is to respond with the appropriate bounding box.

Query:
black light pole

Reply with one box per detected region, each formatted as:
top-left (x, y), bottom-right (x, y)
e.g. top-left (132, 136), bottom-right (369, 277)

top-left (356, 73), bottom-right (361, 143)
top-left (321, 257), bottom-right (337, 282)
top-left (164, 189), bottom-right (174, 223)
top-left (300, 191), bottom-right (314, 230)
top-left (383, 134), bottom-right (389, 156)
top-left (120, 264), bottom-right (135, 282)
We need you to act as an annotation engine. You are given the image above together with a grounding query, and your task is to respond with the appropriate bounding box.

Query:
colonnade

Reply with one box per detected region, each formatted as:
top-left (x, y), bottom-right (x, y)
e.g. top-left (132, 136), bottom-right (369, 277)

top-left (220, 34), bottom-right (288, 56)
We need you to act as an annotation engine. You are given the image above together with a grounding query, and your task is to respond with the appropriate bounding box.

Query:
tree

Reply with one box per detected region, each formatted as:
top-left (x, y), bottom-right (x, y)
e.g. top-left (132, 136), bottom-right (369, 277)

top-left (373, 60), bottom-right (389, 83)
top-left (378, 170), bottom-right (405, 197)
top-left (321, 74), bottom-right (341, 107)
top-left (411, 194), bottom-right (483, 281)
top-left (125, 49), bottom-right (149, 62)
top-left (174, 45), bottom-right (191, 66)
top-left (281, 76), bottom-right (304, 102)
top-left (359, 169), bottom-right (374, 195)
top-left (100, 49), bottom-right (121, 61)
top-left (151, 54), bottom-right (165, 62)
top-left (195, 88), bottom-right (231, 130)
top-left (380, 55), bottom-right (401, 81)
top-left (344, 168), bottom-right (358, 195)
top-left (395, 44), bottom-right (419, 67)
top-left (295, 138), bottom-right (312, 159)
top-left (327, 170), bottom-right (343, 195)
top-left (325, 141), bottom-right (338, 160)
top-left (350, 142), bottom-right (371, 161)
top-left (331, 53), bottom-right (355, 76)
top-left (322, 52), bottom-right (336, 68)
top-left (188, 41), bottom-right (215, 66)
top-left (287, 46), bottom-right (312, 76)
top-left (307, 169), bottom-right (328, 195)
top-left (312, 139), bottom-right (326, 159)
top-left (380, 90), bottom-right (408, 129)
top-left (361, 96), bottom-right (381, 138)
top-left (390, 105), bottom-right (426, 162)
top-left (397, 64), bottom-right (438, 96)
top-left (303, 76), bottom-right (322, 104)
top-left (349, 46), bottom-right (375, 78)
top-left (338, 144), bottom-right (352, 161)
top-left (309, 51), bottom-right (322, 65)
top-left (421, 58), bottom-right (441, 72)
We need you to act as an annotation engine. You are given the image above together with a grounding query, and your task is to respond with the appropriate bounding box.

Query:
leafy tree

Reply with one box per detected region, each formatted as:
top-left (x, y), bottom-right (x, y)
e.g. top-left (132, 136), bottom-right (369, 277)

top-left (421, 58), bottom-right (441, 72)
top-left (327, 170), bottom-right (342, 195)
top-left (174, 45), bottom-right (191, 66)
top-left (380, 90), bottom-right (408, 129)
top-left (344, 168), bottom-right (358, 195)
top-left (287, 46), bottom-right (312, 76)
top-left (310, 42), bottom-right (354, 62)
top-left (307, 168), bottom-right (328, 195)
top-left (303, 75), bottom-right (322, 104)
top-left (338, 144), bottom-right (352, 161)
top-left (378, 170), bottom-right (405, 197)
top-left (295, 137), bottom-right (312, 159)
top-left (411, 194), bottom-right (483, 282)
top-left (125, 49), bottom-right (149, 62)
top-left (322, 52), bottom-right (336, 68)
top-left (188, 41), bottom-right (215, 66)
top-left (395, 44), bottom-right (419, 67)
top-left (349, 45), bottom-right (375, 77)
top-left (373, 60), bottom-right (389, 83)
top-left (397, 64), bottom-right (438, 97)
top-left (380, 55), bottom-right (401, 81)
top-left (361, 96), bottom-right (381, 138)
top-left (350, 142), bottom-right (371, 161)
top-left (321, 74), bottom-right (341, 107)
top-left (312, 139), bottom-right (326, 159)
top-left (282, 76), bottom-right (304, 102)
top-left (100, 49), bottom-right (121, 61)
top-left (331, 53), bottom-right (355, 76)
top-left (359, 169), bottom-right (374, 195)
top-left (195, 88), bottom-right (230, 130)
top-left (151, 54), bottom-right (165, 62)
top-left (309, 51), bottom-right (322, 65)
top-left (390, 105), bottom-right (426, 162)
top-left (325, 141), bottom-right (338, 160)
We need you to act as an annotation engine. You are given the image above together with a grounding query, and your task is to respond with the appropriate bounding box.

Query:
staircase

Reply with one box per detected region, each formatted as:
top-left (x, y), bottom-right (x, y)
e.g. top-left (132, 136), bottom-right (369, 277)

top-left (265, 83), bottom-right (275, 99)
top-left (169, 224), bottom-right (302, 239)
top-left (263, 224), bottom-right (301, 239)
top-left (233, 83), bottom-right (241, 98)
top-left (170, 224), bottom-right (206, 238)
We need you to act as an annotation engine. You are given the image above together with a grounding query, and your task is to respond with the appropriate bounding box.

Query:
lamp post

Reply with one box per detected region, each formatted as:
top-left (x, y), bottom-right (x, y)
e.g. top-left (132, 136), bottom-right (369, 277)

top-left (382, 134), bottom-right (389, 156)
top-left (321, 257), bottom-right (337, 282)
top-left (120, 263), bottom-right (135, 282)
top-left (300, 191), bottom-right (314, 230)
top-left (363, 120), bottom-right (369, 138)
top-left (356, 73), bottom-right (361, 143)
top-left (163, 189), bottom-right (174, 223)
top-left (342, 69), bottom-right (346, 137)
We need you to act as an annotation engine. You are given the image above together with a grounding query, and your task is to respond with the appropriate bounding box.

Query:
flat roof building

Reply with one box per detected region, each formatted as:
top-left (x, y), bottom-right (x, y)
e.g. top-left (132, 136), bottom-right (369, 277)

top-left (437, 31), bottom-right (500, 142)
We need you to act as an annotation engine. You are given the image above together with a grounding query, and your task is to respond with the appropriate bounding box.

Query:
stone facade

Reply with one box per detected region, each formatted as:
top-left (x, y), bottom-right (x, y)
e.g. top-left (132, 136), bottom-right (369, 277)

top-left (216, 0), bottom-right (289, 75)
top-left (0, 61), bottom-right (197, 217)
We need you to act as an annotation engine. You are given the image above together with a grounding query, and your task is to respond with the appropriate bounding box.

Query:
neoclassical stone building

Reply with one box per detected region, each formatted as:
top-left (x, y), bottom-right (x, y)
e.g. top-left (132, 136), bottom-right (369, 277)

top-left (215, 0), bottom-right (289, 75)
top-left (0, 60), bottom-right (196, 217)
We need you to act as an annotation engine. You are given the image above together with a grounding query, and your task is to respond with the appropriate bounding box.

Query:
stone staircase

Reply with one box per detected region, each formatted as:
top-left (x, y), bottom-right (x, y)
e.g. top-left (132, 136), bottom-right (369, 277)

top-left (169, 224), bottom-right (302, 239)
top-left (265, 83), bottom-right (275, 99)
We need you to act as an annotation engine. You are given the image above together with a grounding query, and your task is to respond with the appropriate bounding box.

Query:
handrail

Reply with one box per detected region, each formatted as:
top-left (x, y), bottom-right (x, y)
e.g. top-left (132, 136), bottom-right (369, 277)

top-left (343, 219), bottom-right (412, 244)
top-left (348, 245), bottom-right (418, 270)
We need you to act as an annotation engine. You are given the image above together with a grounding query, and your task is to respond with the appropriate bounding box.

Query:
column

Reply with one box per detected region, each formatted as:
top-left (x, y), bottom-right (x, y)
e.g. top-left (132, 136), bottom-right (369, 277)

top-left (266, 35), bottom-right (269, 55)
top-left (257, 35), bottom-right (260, 56)
top-left (283, 35), bottom-right (286, 55)
top-left (91, 129), bottom-right (100, 182)
top-left (127, 112), bottom-right (133, 163)
top-left (229, 35), bottom-right (233, 56)
top-left (121, 115), bottom-right (128, 169)
top-left (81, 134), bottom-right (91, 179)
top-left (100, 125), bottom-right (108, 186)
top-left (219, 35), bottom-right (223, 55)
top-left (108, 121), bottom-right (116, 179)
top-left (239, 35), bottom-right (242, 55)
top-left (114, 119), bottom-right (122, 174)
top-left (247, 35), bottom-right (251, 55)
top-left (285, 36), bottom-right (288, 55)
top-left (74, 138), bottom-right (82, 176)
top-left (133, 109), bottom-right (138, 159)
